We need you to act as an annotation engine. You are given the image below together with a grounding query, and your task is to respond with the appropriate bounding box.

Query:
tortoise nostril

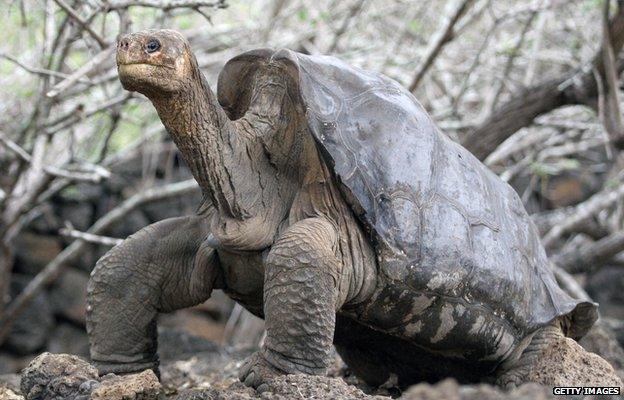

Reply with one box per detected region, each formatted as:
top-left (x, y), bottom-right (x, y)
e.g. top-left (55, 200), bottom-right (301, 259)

top-left (118, 40), bottom-right (130, 50)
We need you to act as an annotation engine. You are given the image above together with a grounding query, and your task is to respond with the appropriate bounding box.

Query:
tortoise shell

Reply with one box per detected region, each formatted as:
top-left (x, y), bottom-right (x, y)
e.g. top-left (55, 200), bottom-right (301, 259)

top-left (217, 49), bottom-right (597, 366)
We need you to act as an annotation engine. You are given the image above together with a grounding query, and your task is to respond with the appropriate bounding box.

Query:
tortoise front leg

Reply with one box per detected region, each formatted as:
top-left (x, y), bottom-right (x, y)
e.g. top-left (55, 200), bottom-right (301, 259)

top-left (86, 216), bottom-right (220, 376)
top-left (239, 217), bottom-right (342, 390)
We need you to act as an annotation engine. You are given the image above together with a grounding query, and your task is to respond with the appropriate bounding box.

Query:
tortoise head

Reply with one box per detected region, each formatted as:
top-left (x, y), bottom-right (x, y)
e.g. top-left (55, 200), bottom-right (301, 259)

top-left (116, 29), bottom-right (198, 96)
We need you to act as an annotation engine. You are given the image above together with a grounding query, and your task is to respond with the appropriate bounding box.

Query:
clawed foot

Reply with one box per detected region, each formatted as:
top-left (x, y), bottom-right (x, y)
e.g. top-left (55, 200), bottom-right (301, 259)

top-left (238, 351), bottom-right (286, 392)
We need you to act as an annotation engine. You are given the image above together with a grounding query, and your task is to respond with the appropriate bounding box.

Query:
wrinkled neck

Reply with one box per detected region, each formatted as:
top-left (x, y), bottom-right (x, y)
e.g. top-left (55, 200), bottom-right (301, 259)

top-left (150, 71), bottom-right (259, 220)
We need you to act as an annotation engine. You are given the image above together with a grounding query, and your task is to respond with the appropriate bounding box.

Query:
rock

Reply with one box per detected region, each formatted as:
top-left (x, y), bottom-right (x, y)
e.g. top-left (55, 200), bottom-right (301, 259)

top-left (0, 355), bottom-right (35, 376)
top-left (20, 353), bottom-right (99, 400)
top-left (90, 370), bottom-right (161, 400)
top-left (543, 171), bottom-right (597, 209)
top-left (58, 202), bottom-right (94, 232)
top-left (579, 321), bottom-right (624, 370)
top-left (73, 243), bottom-right (99, 273)
top-left (49, 268), bottom-right (89, 324)
top-left (229, 311), bottom-right (264, 347)
top-left (19, 353), bottom-right (161, 400)
top-left (400, 378), bottom-right (553, 400)
top-left (5, 276), bottom-right (54, 355)
top-left (527, 337), bottom-right (623, 388)
top-left (170, 390), bottom-right (220, 400)
top-left (107, 141), bottom-right (179, 182)
top-left (58, 183), bottom-right (104, 203)
top-left (160, 343), bottom-right (382, 400)
top-left (13, 233), bottom-right (61, 275)
top-left (0, 387), bottom-right (24, 400)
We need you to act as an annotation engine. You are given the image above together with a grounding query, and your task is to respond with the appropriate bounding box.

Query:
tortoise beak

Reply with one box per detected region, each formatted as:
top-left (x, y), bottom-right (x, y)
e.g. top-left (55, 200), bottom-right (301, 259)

top-left (116, 34), bottom-right (142, 66)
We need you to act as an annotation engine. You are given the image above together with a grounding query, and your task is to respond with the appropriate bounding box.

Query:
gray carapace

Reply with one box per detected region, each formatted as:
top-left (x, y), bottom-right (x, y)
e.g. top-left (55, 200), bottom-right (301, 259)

top-left (87, 29), bottom-right (600, 391)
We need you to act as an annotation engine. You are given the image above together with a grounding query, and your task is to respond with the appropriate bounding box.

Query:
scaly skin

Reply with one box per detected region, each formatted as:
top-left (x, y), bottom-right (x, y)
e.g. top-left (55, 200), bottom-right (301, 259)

top-left (261, 218), bottom-right (341, 374)
top-left (86, 216), bottom-right (220, 375)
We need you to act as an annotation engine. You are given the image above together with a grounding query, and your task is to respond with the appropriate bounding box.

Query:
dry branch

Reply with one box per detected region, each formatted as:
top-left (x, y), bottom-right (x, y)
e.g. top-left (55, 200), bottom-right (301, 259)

top-left (46, 47), bottom-right (115, 98)
top-left (0, 134), bottom-right (111, 183)
top-left (327, 0), bottom-right (367, 53)
top-left (554, 230), bottom-right (624, 273)
top-left (552, 264), bottom-right (592, 301)
top-left (461, 1), bottom-right (624, 160)
top-left (0, 53), bottom-right (85, 81)
top-left (59, 225), bottom-right (123, 247)
top-left (53, 0), bottom-right (108, 48)
top-left (542, 182), bottom-right (624, 248)
top-left (486, 10), bottom-right (537, 113)
top-left (597, 0), bottom-right (624, 146)
top-left (102, 0), bottom-right (227, 10)
top-left (408, 0), bottom-right (476, 93)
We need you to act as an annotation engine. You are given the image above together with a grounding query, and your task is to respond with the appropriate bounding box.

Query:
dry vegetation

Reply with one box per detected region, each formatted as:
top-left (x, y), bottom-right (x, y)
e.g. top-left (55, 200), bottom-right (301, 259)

top-left (0, 0), bottom-right (624, 376)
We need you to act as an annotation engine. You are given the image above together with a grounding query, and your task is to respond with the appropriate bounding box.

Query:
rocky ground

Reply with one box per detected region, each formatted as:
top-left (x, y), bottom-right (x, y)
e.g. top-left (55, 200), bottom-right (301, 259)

top-left (0, 352), bottom-right (557, 400)
top-left (1, 326), bottom-right (623, 400)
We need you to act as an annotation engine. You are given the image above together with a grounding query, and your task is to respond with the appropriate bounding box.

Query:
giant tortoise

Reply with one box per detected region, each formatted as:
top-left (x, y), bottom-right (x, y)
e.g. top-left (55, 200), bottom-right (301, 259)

top-left (87, 29), bottom-right (603, 390)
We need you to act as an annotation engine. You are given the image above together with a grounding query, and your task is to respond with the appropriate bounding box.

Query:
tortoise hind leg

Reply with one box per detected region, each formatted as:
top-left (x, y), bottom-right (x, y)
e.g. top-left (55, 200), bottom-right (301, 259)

top-left (495, 321), bottom-right (562, 388)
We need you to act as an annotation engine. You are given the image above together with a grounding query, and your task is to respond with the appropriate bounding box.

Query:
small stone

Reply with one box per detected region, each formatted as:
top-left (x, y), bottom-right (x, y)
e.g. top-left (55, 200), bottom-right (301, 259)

top-left (89, 370), bottom-right (162, 400)
top-left (20, 353), bottom-right (99, 400)
top-left (0, 387), bottom-right (24, 400)
top-left (78, 379), bottom-right (100, 394)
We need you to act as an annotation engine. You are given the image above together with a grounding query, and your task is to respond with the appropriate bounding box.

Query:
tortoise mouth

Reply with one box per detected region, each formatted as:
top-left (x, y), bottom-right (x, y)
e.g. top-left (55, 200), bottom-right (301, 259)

top-left (118, 62), bottom-right (174, 70)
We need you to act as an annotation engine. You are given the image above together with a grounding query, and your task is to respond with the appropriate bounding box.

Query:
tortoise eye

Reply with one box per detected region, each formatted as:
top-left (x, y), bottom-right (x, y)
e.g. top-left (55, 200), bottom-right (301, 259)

top-left (145, 39), bottom-right (161, 54)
